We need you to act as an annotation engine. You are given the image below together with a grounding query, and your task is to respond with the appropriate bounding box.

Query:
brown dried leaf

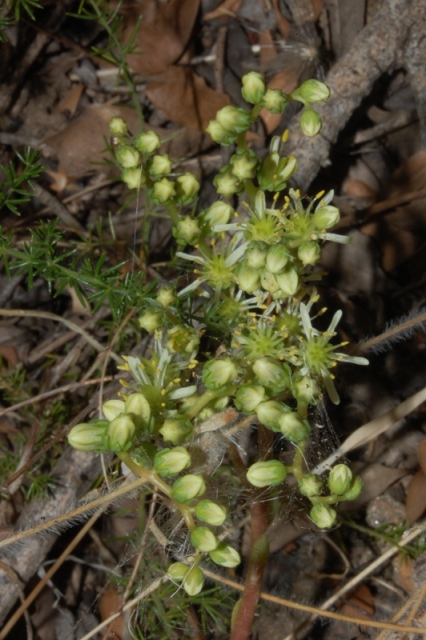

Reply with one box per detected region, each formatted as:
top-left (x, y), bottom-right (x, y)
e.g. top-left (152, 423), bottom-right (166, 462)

top-left (259, 28), bottom-right (278, 69)
top-left (344, 179), bottom-right (377, 198)
top-left (406, 469), bottom-right (426, 524)
top-left (98, 586), bottom-right (123, 639)
top-left (339, 584), bottom-right (375, 621)
top-left (311, 0), bottom-right (323, 19)
top-left (146, 66), bottom-right (230, 131)
top-left (388, 150), bottom-right (426, 197)
top-left (397, 554), bottom-right (414, 592)
top-left (272, 0), bottom-right (290, 37)
top-left (418, 437), bottom-right (426, 474)
top-left (122, 0), bottom-right (200, 75)
top-left (259, 69), bottom-right (299, 135)
top-left (204, 0), bottom-right (241, 21)
top-left (56, 83), bottom-right (84, 116)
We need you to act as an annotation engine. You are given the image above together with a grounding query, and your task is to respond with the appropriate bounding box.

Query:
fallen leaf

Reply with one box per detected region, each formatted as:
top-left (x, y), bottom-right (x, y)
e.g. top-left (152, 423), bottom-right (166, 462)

top-left (272, 0), bottom-right (290, 37)
top-left (418, 437), bottom-right (426, 474)
top-left (406, 469), bottom-right (426, 523)
top-left (339, 584), bottom-right (375, 621)
top-left (397, 554), bottom-right (414, 592)
top-left (204, 0), bottom-right (241, 21)
top-left (259, 69), bottom-right (299, 134)
top-left (344, 179), bottom-right (377, 198)
top-left (259, 28), bottom-right (278, 69)
top-left (56, 83), bottom-right (84, 116)
top-left (146, 66), bottom-right (230, 131)
top-left (122, 0), bottom-right (200, 75)
top-left (98, 586), bottom-right (123, 639)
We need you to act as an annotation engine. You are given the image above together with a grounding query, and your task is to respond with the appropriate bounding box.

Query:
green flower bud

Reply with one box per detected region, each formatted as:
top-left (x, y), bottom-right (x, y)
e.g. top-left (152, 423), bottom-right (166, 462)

top-left (151, 177), bottom-right (176, 203)
top-left (172, 216), bottom-right (201, 245)
top-left (297, 241), bottom-right (321, 266)
top-left (121, 167), bottom-right (145, 190)
top-left (156, 287), bottom-right (176, 308)
top-left (138, 310), bottom-right (163, 333)
top-left (265, 245), bottom-right (289, 274)
top-left (124, 393), bottom-right (151, 425)
top-left (294, 79), bottom-right (330, 103)
top-left (102, 399), bottom-right (125, 422)
top-left (134, 130), bottom-right (161, 154)
top-left (256, 400), bottom-right (287, 430)
top-left (160, 416), bottom-right (193, 444)
top-left (116, 145), bottom-right (140, 168)
top-left (252, 357), bottom-right (291, 391)
top-left (278, 411), bottom-right (310, 443)
top-left (328, 464), bottom-right (353, 495)
top-left (176, 173), bottom-right (200, 204)
top-left (109, 116), bottom-right (128, 136)
top-left (300, 109), bottom-right (322, 137)
top-left (190, 526), bottom-right (219, 552)
top-left (183, 565), bottom-right (204, 596)
top-left (206, 119), bottom-right (236, 145)
top-left (230, 149), bottom-right (258, 181)
top-left (275, 266), bottom-right (299, 296)
top-left (209, 542), bottom-right (241, 568)
top-left (241, 71), bottom-right (266, 104)
top-left (262, 88), bottom-right (288, 114)
top-left (313, 205), bottom-right (340, 229)
top-left (293, 375), bottom-right (320, 404)
top-left (215, 105), bottom-right (251, 134)
top-left (198, 407), bottom-right (214, 421)
top-left (107, 414), bottom-right (135, 452)
top-left (202, 201), bottom-right (234, 227)
top-left (310, 503), bottom-right (337, 529)
top-left (202, 358), bottom-right (238, 390)
top-left (154, 446), bottom-right (191, 477)
top-left (234, 385), bottom-right (268, 414)
top-left (148, 154), bottom-right (172, 176)
top-left (236, 265), bottom-right (261, 293)
top-left (214, 170), bottom-right (241, 198)
top-left (246, 244), bottom-right (267, 268)
top-left (258, 153), bottom-right (298, 191)
top-left (167, 562), bottom-right (188, 582)
top-left (166, 325), bottom-right (200, 354)
top-left (212, 396), bottom-right (229, 411)
top-left (172, 474), bottom-right (206, 503)
top-left (246, 460), bottom-right (287, 487)
top-left (68, 420), bottom-right (108, 452)
top-left (260, 270), bottom-right (280, 294)
top-left (341, 475), bottom-right (363, 501)
top-left (298, 473), bottom-right (323, 498)
top-left (194, 500), bottom-right (227, 526)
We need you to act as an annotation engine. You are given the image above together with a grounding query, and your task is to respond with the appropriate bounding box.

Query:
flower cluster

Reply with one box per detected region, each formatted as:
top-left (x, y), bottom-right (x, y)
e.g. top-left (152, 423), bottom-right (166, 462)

top-left (68, 72), bottom-right (367, 591)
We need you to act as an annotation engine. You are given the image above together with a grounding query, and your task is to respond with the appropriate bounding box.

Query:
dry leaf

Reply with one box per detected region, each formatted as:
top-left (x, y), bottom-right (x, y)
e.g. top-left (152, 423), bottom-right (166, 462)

top-left (122, 0), bottom-right (200, 75)
top-left (387, 150), bottom-right (426, 197)
top-left (311, 0), bottom-right (323, 19)
top-left (418, 437), bottom-right (426, 474)
top-left (259, 69), bottom-right (299, 135)
top-left (56, 83), bottom-right (84, 116)
top-left (339, 584), bottom-right (375, 621)
top-left (259, 29), bottom-right (278, 69)
top-left (406, 469), bottom-right (426, 524)
top-left (272, 0), bottom-right (290, 37)
top-left (204, 0), bottom-right (241, 21)
top-left (344, 180), bottom-right (377, 198)
top-left (98, 586), bottom-right (123, 639)
top-left (397, 554), bottom-right (414, 592)
top-left (146, 66), bottom-right (230, 131)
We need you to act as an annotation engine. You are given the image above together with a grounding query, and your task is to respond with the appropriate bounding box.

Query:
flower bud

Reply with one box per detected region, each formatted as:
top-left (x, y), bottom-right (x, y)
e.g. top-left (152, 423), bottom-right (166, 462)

top-left (121, 167), bottom-right (145, 190)
top-left (275, 266), bottom-right (299, 296)
top-left (116, 145), bottom-right (140, 168)
top-left (341, 475), bottom-right (363, 501)
top-left (148, 154), bottom-right (172, 177)
top-left (167, 562), bottom-right (188, 582)
top-left (183, 565), bottom-right (204, 596)
top-left (258, 153), bottom-right (298, 191)
top-left (230, 149), bottom-right (258, 181)
top-left (236, 265), bottom-right (261, 293)
top-left (209, 542), bottom-right (241, 568)
top-left (235, 385), bottom-right (268, 414)
top-left (298, 474), bottom-right (323, 498)
top-left (205, 119), bottom-right (235, 145)
top-left (300, 109), bottom-right (322, 137)
top-left (278, 412), bottom-right (310, 443)
top-left (125, 393), bottom-right (151, 425)
top-left (172, 474), bottom-right (206, 503)
top-left (202, 201), bottom-right (234, 227)
top-left (134, 130), bottom-right (161, 154)
top-left (213, 170), bottom-right (241, 198)
top-left (252, 357), bottom-right (291, 391)
top-left (256, 400), bottom-right (287, 430)
top-left (172, 216), bottom-right (201, 245)
top-left (194, 500), bottom-right (227, 526)
top-left (102, 399), bottom-right (125, 422)
top-left (293, 375), bottom-right (320, 404)
top-left (176, 173), bottom-right (200, 204)
top-left (156, 287), bottom-right (176, 308)
top-left (107, 414), bottom-right (135, 451)
top-left (150, 177), bottom-right (176, 204)
top-left (246, 460), bottom-right (287, 487)
top-left (265, 245), bottom-right (289, 274)
top-left (295, 79), bottom-right (330, 103)
top-left (328, 464), bottom-right (353, 495)
top-left (215, 105), bottom-right (251, 134)
top-left (138, 310), bottom-right (163, 333)
top-left (166, 325), bottom-right (200, 355)
top-left (68, 420), bottom-right (108, 452)
top-left (260, 270), bottom-right (280, 294)
top-left (190, 526), bottom-right (219, 552)
top-left (246, 244), bottom-right (267, 269)
top-left (298, 241), bottom-right (321, 266)
top-left (310, 503), bottom-right (337, 529)
top-left (241, 71), bottom-right (266, 104)
top-left (202, 358), bottom-right (238, 390)
top-left (313, 205), bottom-right (340, 229)
top-left (154, 446), bottom-right (191, 476)
top-left (160, 416), bottom-right (193, 444)
top-left (109, 116), bottom-right (128, 136)
top-left (262, 88), bottom-right (288, 114)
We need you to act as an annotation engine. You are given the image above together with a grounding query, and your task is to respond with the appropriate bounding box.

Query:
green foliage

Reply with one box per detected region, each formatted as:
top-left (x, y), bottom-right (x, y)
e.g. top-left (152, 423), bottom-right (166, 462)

top-left (0, 148), bottom-right (44, 215)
